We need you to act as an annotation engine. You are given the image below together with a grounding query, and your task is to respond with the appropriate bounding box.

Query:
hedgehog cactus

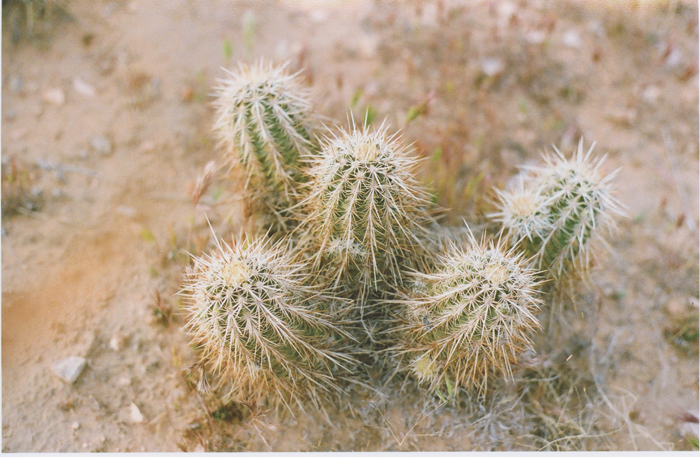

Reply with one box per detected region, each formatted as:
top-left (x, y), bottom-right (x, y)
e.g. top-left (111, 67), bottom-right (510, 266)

top-left (297, 123), bottom-right (433, 308)
top-left (213, 60), bottom-right (319, 216)
top-left (182, 235), bottom-right (354, 410)
top-left (398, 232), bottom-right (542, 396)
top-left (492, 139), bottom-right (623, 280)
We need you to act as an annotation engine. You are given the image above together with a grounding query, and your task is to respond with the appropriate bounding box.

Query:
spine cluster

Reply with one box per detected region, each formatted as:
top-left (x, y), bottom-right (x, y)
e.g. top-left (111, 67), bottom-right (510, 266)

top-left (492, 140), bottom-right (623, 280)
top-left (398, 234), bottom-right (542, 395)
top-left (182, 236), bottom-right (353, 410)
top-left (297, 124), bottom-right (432, 305)
top-left (213, 60), bottom-right (318, 219)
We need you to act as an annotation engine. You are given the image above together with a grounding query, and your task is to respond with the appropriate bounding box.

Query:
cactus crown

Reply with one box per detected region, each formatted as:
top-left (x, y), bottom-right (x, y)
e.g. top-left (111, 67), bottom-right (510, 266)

top-left (299, 123), bottom-right (433, 298)
top-left (492, 139), bottom-right (623, 279)
top-left (213, 60), bottom-right (318, 206)
top-left (400, 231), bottom-right (542, 395)
top-left (182, 234), bottom-right (353, 410)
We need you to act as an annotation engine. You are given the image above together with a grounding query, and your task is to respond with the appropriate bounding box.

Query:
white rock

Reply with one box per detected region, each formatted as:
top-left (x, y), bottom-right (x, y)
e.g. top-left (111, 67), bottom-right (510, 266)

top-left (72, 421), bottom-right (80, 431)
top-left (73, 78), bottom-right (96, 97)
top-left (129, 403), bottom-right (144, 423)
top-left (562, 29), bottom-right (582, 49)
top-left (117, 376), bottom-right (132, 387)
top-left (481, 58), bottom-right (504, 77)
top-left (665, 48), bottom-right (683, 68)
top-left (497, 1), bottom-right (517, 20)
top-left (51, 356), bottom-right (86, 384)
top-left (43, 88), bottom-right (65, 106)
top-left (641, 85), bottom-right (661, 104)
top-left (109, 333), bottom-right (126, 351)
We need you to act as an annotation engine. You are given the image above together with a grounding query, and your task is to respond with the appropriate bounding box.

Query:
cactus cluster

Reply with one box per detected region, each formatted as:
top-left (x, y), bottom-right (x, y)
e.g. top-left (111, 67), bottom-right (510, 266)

top-left (296, 124), bottom-right (433, 307)
top-left (397, 234), bottom-right (542, 395)
top-left (182, 235), bottom-right (353, 410)
top-left (181, 59), bottom-right (623, 409)
top-left (491, 140), bottom-right (623, 281)
top-left (213, 60), bottom-right (318, 222)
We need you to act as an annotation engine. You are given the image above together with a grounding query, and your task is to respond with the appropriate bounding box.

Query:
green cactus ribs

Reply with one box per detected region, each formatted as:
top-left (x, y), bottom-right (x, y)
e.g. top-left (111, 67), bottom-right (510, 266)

top-left (297, 122), bottom-right (434, 307)
top-left (492, 139), bottom-right (623, 281)
top-left (182, 234), bottom-right (354, 411)
top-left (398, 230), bottom-right (542, 397)
top-left (213, 60), bottom-right (319, 212)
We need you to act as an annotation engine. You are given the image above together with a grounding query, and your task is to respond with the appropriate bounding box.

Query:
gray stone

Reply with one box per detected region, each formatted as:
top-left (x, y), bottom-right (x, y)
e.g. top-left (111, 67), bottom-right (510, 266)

top-left (51, 356), bottom-right (87, 384)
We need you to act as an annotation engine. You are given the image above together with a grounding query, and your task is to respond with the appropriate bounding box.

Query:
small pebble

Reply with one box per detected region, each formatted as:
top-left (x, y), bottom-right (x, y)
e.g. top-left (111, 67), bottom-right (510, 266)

top-left (43, 88), bottom-right (66, 106)
top-left (51, 356), bottom-right (86, 384)
top-left (109, 333), bottom-right (126, 351)
top-left (641, 85), bottom-right (661, 104)
top-left (562, 29), bottom-right (582, 48)
top-left (71, 421), bottom-right (80, 431)
top-left (481, 58), bottom-right (504, 77)
top-left (497, 1), bottom-right (517, 19)
top-left (90, 135), bottom-right (113, 155)
top-left (666, 48), bottom-right (683, 68)
top-left (73, 78), bottom-right (96, 97)
top-left (117, 376), bottom-right (131, 387)
top-left (129, 403), bottom-right (144, 423)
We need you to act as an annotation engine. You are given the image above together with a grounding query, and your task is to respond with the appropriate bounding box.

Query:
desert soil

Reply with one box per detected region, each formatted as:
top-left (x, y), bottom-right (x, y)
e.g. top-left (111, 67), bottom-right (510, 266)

top-left (2, 0), bottom-right (698, 451)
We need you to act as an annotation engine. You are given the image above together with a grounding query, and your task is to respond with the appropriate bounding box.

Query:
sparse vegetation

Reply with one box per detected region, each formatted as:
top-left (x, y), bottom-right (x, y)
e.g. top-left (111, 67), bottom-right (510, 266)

top-left (2, 0), bottom-right (696, 452)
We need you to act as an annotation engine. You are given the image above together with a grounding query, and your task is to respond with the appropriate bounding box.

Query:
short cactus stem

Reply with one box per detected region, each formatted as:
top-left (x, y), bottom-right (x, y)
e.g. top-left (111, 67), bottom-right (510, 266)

top-left (213, 60), bottom-right (319, 220)
top-left (181, 234), bottom-right (354, 411)
top-left (491, 139), bottom-right (623, 280)
top-left (398, 231), bottom-right (542, 396)
top-left (297, 123), bottom-right (434, 309)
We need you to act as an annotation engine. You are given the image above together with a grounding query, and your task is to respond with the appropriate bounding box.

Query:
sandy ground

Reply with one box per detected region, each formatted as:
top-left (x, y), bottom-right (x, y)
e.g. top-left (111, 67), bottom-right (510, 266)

top-left (2, 0), bottom-right (698, 451)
